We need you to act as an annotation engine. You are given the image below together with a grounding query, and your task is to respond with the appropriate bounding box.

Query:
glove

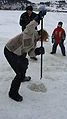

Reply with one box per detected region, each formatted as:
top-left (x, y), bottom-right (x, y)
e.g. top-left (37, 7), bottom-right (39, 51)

top-left (52, 38), bottom-right (54, 43)
top-left (51, 36), bottom-right (54, 43)
top-left (34, 5), bottom-right (46, 23)
top-left (35, 47), bottom-right (45, 55)
top-left (40, 5), bottom-right (46, 17)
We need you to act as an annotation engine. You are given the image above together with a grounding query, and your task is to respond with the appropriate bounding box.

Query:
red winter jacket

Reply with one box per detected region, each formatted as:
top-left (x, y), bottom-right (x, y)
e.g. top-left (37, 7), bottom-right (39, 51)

top-left (52, 27), bottom-right (66, 44)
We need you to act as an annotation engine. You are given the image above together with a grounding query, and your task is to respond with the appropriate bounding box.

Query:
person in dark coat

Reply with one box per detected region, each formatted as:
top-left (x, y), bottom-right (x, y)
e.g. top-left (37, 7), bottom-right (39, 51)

top-left (50, 21), bottom-right (66, 56)
top-left (20, 5), bottom-right (37, 31)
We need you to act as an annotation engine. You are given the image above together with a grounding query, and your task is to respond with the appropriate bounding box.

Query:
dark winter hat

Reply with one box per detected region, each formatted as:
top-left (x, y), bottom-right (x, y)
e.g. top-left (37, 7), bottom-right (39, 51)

top-left (58, 21), bottom-right (63, 25)
top-left (26, 5), bottom-right (33, 11)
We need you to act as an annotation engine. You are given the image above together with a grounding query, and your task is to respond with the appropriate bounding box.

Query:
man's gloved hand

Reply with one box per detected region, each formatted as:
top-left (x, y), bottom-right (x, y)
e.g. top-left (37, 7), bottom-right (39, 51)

top-left (35, 47), bottom-right (45, 55)
top-left (34, 5), bottom-right (46, 23)
top-left (39, 5), bottom-right (46, 18)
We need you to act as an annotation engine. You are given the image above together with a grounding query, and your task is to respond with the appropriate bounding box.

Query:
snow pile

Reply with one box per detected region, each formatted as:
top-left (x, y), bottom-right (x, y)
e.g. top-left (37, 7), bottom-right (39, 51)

top-left (28, 82), bottom-right (47, 92)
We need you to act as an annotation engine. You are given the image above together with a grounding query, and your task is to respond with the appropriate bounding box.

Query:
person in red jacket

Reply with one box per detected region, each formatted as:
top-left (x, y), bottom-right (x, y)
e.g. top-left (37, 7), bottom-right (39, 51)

top-left (50, 21), bottom-right (66, 56)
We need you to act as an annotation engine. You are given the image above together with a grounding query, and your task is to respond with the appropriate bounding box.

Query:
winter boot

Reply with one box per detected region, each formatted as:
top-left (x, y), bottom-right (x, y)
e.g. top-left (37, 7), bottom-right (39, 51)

top-left (21, 76), bottom-right (31, 82)
top-left (63, 53), bottom-right (66, 56)
top-left (9, 91), bottom-right (23, 102)
top-left (8, 75), bottom-right (23, 102)
top-left (50, 52), bottom-right (56, 54)
top-left (30, 57), bottom-right (37, 61)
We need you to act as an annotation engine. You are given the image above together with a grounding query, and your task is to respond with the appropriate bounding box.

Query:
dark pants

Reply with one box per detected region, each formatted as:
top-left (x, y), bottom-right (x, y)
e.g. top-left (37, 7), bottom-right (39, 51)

top-left (4, 47), bottom-right (28, 94)
top-left (52, 42), bottom-right (66, 56)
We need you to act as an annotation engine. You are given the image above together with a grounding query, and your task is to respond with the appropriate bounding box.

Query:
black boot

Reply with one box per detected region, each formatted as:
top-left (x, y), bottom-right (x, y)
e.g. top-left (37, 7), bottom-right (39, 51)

top-left (50, 52), bottom-right (56, 54)
top-left (8, 75), bottom-right (23, 102)
top-left (30, 57), bottom-right (37, 61)
top-left (21, 76), bottom-right (31, 82)
top-left (9, 91), bottom-right (23, 102)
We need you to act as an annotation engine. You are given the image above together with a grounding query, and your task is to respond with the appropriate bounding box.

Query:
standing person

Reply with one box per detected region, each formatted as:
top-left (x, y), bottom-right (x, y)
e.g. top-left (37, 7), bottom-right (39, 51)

top-left (19, 5), bottom-right (38, 60)
top-left (50, 21), bottom-right (66, 56)
top-left (4, 8), bottom-right (46, 102)
top-left (19, 5), bottom-right (38, 31)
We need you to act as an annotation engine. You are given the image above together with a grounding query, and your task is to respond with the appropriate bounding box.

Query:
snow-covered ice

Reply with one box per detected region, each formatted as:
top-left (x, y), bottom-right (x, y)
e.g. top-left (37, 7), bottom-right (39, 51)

top-left (0, 10), bottom-right (67, 119)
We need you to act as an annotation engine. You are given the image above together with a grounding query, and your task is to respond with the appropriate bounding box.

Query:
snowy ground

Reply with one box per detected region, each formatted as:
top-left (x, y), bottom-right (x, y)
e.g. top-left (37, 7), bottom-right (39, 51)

top-left (0, 10), bottom-right (67, 119)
